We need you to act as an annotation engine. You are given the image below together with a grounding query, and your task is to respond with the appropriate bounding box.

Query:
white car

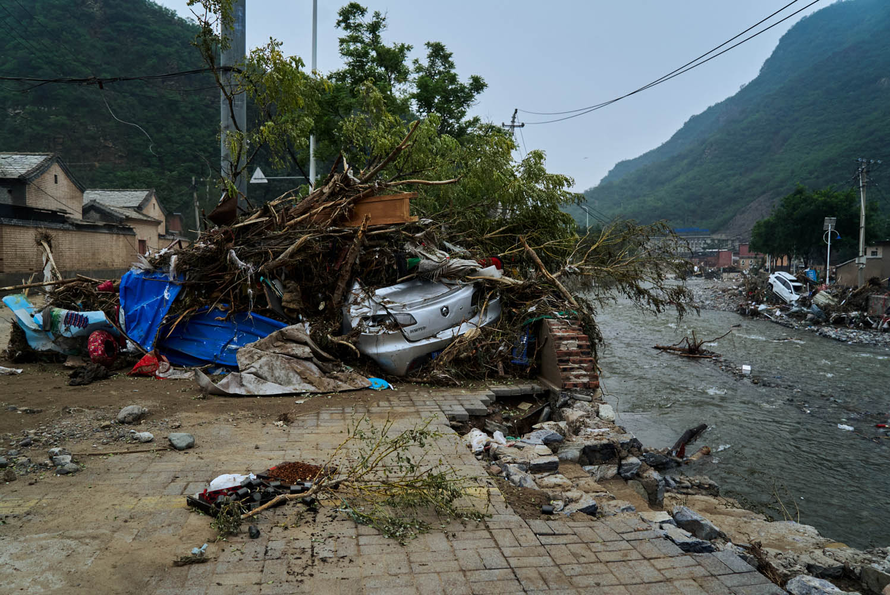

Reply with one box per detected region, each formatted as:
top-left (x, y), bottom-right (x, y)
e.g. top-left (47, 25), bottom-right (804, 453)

top-left (343, 279), bottom-right (501, 376)
top-left (768, 272), bottom-right (806, 304)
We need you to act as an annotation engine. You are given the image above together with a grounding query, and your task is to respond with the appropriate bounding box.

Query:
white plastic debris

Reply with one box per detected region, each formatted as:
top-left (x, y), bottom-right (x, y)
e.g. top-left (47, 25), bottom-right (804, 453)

top-left (208, 473), bottom-right (256, 491)
top-left (741, 365), bottom-right (752, 375)
top-left (492, 431), bottom-right (507, 446)
top-left (837, 424), bottom-right (854, 431)
top-left (464, 428), bottom-right (489, 453)
top-left (0, 366), bottom-right (23, 375)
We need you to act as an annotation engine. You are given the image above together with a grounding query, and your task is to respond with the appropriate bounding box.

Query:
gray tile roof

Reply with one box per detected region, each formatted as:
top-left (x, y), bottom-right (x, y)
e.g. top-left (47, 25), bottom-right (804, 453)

top-left (83, 189), bottom-right (153, 208)
top-left (83, 200), bottom-right (160, 223)
top-left (0, 153), bottom-right (53, 179)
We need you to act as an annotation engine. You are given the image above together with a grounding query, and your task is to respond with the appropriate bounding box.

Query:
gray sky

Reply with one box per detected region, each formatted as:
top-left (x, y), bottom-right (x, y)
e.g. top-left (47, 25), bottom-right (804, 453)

top-left (156, 0), bottom-right (830, 192)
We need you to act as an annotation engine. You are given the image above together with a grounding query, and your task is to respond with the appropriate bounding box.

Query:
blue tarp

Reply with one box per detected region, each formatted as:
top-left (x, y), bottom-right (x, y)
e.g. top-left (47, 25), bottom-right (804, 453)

top-left (157, 307), bottom-right (287, 368)
top-left (119, 270), bottom-right (184, 351)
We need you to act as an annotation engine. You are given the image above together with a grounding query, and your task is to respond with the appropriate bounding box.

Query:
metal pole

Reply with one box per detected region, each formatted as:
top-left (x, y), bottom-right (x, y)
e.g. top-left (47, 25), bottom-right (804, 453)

top-left (193, 176), bottom-right (201, 238)
top-left (825, 224), bottom-right (831, 285)
top-left (308, 0), bottom-right (317, 189)
top-left (221, 0), bottom-right (247, 205)
top-left (858, 161), bottom-right (867, 287)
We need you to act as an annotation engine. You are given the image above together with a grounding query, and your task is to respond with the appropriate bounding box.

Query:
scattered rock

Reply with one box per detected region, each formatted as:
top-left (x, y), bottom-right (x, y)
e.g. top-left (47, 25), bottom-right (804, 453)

top-left (799, 551), bottom-right (845, 579)
top-left (672, 506), bottom-right (723, 541)
top-left (535, 474), bottom-right (573, 491)
top-left (56, 463), bottom-right (80, 475)
top-left (504, 464), bottom-right (538, 490)
top-left (18, 437), bottom-right (32, 447)
top-left (597, 404), bottom-right (615, 422)
top-left (47, 447), bottom-right (70, 457)
top-left (861, 566), bottom-right (890, 594)
top-left (532, 445), bottom-right (552, 457)
top-left (640, 511), bottom-right (675, 526)
top-left (661, 523), bottom-right (716, 553)
top-left (560, 489), bottom-right (584, 503)
top-left (117, 405), bottom-right (147, 424)
top-left (51, 454), bottom-right (73, 466)
top-left (785, 574), bottom-right (854, 595)
top-left (618, 456), bottom-right (642, 479)
top-left (557, 445), bottom-right (582, 463)
top-left (521, 429), bottom-right (564, 446)
top-left (563, 495), bottom-right (599, 517)
top-left (131, 432), bottom-right (154, 443)
top-left (488, 465), bottom-right (502, 476)
top-left (636, 468), bottom-right (665, 506)
top-left (3, 468), bottom-right (16, 482)
top-left (580, 439), bottom-right (617, 465)
top-left (0, 457), bottom-right (7, 468)
top-left (641, 451), bottom-right (680, 470)
top-left (528, 455), bottom-right (559, 474)
top-left (7, 450), bottom-right (19, 457)
top-left (168, 433), bottom-right (196, 451)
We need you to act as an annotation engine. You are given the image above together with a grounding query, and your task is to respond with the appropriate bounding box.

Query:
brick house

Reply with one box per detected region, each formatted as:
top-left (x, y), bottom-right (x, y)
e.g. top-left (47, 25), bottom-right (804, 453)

top-left (0, 153), bottom-right (142, 286)
top-left (737, 243), bottom-right (766, 271)
top-left (82, 189), bottom-right (185, 255)
top-left (835, 241), bottom-right (890, 286)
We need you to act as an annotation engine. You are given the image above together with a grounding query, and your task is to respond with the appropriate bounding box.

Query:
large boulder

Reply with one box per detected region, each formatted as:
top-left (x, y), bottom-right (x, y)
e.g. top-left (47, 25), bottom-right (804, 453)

top-left (117, 405), bottom-right (147, 424)
top-left (536, 474), bottom-right (573, 491)
top-left (597, 404), bottom-right (615, 422)
top-left (641, 451), bottom-right (680, 470)
top-left (557, 444), bottom-right (582, 463)
top-left (582, 464), bottom-right (618, 481)
top-left (521, 429), bottom-right (564, 446)
top-left (861, 566), bottom-right (890, 594)
top-left (504, 464), bottom-right (539, 490)
top-left (562, 495), bottom-right (599, 517)
top-left (672, 506), bottom-right (724, 541)
top-left (636, 468), bottom-right (665, 506)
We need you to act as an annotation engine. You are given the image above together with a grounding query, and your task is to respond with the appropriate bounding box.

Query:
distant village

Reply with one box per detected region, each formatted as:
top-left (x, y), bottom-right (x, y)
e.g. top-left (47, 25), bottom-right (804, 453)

top-left (0, 152), bottom-right (189, 285)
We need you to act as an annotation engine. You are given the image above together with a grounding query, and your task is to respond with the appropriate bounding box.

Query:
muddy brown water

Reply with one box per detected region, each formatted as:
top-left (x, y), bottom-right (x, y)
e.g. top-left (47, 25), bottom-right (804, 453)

top-left (595, 285), bottom-right (890, 549)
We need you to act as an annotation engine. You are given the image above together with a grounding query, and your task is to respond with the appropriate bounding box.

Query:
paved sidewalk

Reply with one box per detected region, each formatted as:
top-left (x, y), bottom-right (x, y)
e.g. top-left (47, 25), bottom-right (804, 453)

top-left (0, 389), bottom-right (783, 594)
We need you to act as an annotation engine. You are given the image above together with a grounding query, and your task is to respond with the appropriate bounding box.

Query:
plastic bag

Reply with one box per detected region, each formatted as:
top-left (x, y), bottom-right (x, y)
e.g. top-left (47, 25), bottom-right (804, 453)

top-left (464, 428), bottom-right (489, 453)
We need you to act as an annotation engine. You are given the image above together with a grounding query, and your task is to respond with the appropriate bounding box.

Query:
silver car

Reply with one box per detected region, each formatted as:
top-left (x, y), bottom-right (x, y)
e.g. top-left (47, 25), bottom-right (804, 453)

top-left (343, 279), bottom-right (502, 376)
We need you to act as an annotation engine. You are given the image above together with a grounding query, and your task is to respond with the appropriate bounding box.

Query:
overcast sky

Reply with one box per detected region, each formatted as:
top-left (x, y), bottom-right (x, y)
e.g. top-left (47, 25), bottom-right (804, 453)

top-left (156, 0), bottom-right (831, 192)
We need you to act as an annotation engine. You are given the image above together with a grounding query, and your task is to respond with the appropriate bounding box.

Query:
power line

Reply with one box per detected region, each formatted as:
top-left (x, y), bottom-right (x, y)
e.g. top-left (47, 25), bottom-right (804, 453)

top-left (0, 6), bottom-right (59, 73)
top-left (0, 67), bottom-right (230, 89)
top-left (522, 0), bottom-right (821, 125)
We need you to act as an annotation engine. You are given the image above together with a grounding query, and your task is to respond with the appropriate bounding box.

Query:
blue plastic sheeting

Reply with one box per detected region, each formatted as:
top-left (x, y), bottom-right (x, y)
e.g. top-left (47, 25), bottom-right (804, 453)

top-left (157, 307), bottom-right (287, 368)
top-left (119, 270), bottom-right (184, 351)
top-left (2, 294), bottom-right (118, 353)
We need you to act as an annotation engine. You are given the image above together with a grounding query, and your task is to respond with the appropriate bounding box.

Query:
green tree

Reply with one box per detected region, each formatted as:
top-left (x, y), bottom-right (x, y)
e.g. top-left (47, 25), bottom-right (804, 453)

top-left (750, 185), bottom-right (885, 265)
top-left (412, 42), bottom-right (487, 137)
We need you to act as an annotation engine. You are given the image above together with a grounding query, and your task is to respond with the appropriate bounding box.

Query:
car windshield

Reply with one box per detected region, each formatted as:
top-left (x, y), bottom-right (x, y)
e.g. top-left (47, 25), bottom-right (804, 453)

top-left (790, 283), bottom-right (804, 293)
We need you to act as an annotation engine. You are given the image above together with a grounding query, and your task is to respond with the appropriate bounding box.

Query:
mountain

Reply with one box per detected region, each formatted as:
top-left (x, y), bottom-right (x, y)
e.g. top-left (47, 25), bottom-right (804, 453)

top-left (0, 0), bottom-right (217, 220)
top-left (578, 0), bottom-right (890, 237)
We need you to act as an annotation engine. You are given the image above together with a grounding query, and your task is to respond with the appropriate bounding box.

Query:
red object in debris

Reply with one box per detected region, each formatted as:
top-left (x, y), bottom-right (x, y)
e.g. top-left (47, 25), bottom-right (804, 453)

top-left (477, 257), bottom-right (503, 270)
top-left (97, 280), bottom-right (114, 292)
top-left (87, 330), bottom-right (119, 367)
top-left (129, 351), bottom-right (170, 377)
top-left (876, 424), bottom-right (888, 428)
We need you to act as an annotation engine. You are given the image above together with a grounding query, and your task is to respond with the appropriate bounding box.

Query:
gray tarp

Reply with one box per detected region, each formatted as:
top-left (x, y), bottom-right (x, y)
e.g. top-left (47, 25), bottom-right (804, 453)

top-left (195, 325), bottom-right (371, 396)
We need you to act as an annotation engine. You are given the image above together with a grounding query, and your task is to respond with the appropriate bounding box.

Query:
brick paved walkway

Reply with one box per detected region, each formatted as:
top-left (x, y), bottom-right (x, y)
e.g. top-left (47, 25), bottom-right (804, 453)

top-left (0, 388), bottom-right (784, 594)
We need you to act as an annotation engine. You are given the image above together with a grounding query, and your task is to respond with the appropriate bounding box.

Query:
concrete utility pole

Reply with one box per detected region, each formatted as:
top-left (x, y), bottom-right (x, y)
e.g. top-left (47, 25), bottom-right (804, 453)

top-left (823, 216), bottom-right (836, 285)
top-left (502, 109), bottom-right (525, 137)
top-left (308, 0), bottom-right (317, 189)
top-left (857, 159), bottom-right (870, 287)
top-left (221, 0), bottom-right (247, 205)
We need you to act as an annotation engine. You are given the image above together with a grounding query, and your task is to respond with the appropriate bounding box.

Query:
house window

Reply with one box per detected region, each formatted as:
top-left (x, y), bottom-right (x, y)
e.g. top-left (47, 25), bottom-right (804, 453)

top-left (871, 250), bottom-right (878, 257)
top-left (54, 174), bottom-right (58, 184)
top-left (138, 240), bottom-right (147, 255)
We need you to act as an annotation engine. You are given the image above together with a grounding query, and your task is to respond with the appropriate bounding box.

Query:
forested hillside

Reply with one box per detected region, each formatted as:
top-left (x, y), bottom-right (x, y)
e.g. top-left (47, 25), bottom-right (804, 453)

top-left (578, 0), bottom-right (890, 236)
top-left (0, 0), bottom-right (216, 217)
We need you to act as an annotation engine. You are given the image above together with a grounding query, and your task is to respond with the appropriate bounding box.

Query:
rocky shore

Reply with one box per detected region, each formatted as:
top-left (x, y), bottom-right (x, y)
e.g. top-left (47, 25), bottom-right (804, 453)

top-left (473, 386), bottom-right (890, 594)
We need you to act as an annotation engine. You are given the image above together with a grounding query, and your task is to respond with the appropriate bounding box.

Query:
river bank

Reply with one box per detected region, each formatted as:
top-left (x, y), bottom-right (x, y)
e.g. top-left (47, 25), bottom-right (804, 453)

top-left (690, 276), bottom-right (890, 348)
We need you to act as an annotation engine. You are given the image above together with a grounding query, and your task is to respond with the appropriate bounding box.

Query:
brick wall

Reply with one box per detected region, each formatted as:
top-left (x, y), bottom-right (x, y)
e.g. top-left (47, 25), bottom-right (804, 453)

top-left (26, 163), bottom-right (83, 219)
top-left (129, 219), bottom-right (160, 252)
top-left (143, 195), bottom-right (166, 235)
top-left (0, 222), bottom-right (137, 279)
top-left (538, 318), bottom-right (600, 390)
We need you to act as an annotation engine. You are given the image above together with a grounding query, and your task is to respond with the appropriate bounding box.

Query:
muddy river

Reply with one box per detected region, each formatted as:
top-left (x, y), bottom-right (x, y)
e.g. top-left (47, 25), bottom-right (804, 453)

top-left (595, 282), bottom-right (890, 549)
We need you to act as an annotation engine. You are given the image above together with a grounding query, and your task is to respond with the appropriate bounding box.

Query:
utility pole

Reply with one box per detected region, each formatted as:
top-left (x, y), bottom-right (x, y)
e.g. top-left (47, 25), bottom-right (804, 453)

top-left (192, 176), bottom-right (202, 238)
top-left (502, 109), bottom-right (525, 137)
top-left (857, 159), bottom-right (872, 287)
top-left (221, 0), bottom-right (247, 206)
top-left (308, 0), bottom-right (317, 189)
top-left (823, 217), bottom-right (837, 285)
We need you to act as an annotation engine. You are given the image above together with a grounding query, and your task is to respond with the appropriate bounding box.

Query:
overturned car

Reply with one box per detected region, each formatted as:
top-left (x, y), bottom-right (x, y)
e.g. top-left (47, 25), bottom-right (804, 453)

top-left (343, 279), bottom-right (501, 376)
